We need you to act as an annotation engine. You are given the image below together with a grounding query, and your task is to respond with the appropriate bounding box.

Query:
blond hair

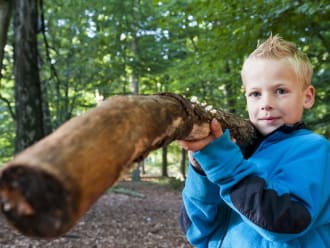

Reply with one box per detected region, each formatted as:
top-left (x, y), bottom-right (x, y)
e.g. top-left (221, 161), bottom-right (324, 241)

top-left (241, 34), bottom-right (313, 87)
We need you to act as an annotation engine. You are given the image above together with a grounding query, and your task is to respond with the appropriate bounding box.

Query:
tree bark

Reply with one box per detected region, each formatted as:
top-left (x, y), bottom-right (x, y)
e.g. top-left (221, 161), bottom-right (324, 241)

top-left (0, 93), bottom-right (259, 238)
top-left (14, 0), bottom-right (45, 153)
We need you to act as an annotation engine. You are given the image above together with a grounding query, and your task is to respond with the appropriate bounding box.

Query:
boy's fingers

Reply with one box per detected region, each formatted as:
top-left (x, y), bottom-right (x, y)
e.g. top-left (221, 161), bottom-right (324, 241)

top-left (211, 119), bottom-right (223, 138)
top-left (177, 137), bottom-right (212, 152)
top-left (177, 140), bottom-right (198, 151)
top-left (176, 119), bottom-right (223, 152)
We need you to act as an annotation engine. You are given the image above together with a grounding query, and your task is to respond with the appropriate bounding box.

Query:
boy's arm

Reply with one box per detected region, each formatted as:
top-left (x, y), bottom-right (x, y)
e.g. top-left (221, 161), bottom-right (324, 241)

top-left (180, 163), bottom-right (230, 247)
top-left (193, 130), bottom-right (328, 242)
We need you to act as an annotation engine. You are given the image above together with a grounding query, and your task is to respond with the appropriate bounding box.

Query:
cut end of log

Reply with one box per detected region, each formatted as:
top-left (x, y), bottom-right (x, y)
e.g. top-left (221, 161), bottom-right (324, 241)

top-left (0, 165), bottom-right (76, 238)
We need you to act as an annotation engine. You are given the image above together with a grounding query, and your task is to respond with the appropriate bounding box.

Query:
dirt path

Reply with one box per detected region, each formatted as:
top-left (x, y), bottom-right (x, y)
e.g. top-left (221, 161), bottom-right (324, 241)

top-left (0, 180), bottom-right (192, 248)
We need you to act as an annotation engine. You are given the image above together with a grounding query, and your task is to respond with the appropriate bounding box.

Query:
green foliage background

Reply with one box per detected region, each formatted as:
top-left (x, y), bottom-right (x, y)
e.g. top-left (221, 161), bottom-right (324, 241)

top-left (1, 0), bottom-right (329, 163)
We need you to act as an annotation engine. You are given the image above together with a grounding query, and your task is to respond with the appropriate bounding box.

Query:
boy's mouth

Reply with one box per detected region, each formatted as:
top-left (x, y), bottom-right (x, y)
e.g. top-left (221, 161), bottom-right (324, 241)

top-left (259, 117), bottom-right (281, 124)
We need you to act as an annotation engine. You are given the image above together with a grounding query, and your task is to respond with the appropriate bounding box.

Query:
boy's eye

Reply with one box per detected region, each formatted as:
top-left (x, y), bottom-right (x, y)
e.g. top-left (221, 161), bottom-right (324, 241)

top-left (248, 91), bottom-right (261, 97)
top-left (276, 88), bottom-right (287, 94)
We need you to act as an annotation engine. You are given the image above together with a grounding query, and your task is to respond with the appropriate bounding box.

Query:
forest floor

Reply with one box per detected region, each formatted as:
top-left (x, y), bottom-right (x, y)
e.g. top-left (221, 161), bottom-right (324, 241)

top-left (0, 179), bottom-right (192, 248)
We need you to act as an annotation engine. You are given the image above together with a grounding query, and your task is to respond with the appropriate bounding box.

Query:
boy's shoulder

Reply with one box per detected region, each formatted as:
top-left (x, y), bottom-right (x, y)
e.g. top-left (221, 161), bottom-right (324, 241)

top-left (296, 129), bottom-right (328, 143)
top-left (289, 129), bottom-right (330, 151)
top-left (263, 127), bottom-right (329, 151)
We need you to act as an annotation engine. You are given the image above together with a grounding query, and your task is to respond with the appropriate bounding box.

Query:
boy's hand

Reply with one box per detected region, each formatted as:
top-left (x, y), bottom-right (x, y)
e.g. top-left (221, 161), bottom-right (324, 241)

top-left (177, 118), bottom-right (223, 152)
top-left (177, 119), bottom-right (223, 174)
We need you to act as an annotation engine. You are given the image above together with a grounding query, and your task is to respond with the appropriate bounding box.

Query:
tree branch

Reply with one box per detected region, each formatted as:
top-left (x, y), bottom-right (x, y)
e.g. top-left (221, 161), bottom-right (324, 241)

top-left (38, 0), bottom-right (61, 85)
top-left (0, 93), bottom-right (15, 119)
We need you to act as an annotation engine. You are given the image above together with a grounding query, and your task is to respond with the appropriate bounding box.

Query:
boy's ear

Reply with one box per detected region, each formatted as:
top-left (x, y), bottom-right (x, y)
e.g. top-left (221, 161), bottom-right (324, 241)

top-left (303, 85), bottom-right (315, 109)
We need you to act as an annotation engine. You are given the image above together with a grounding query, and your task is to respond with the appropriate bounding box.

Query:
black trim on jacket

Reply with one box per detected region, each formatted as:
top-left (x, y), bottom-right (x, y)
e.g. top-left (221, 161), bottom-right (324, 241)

top-left (230, 176), bottom-right (311, 233)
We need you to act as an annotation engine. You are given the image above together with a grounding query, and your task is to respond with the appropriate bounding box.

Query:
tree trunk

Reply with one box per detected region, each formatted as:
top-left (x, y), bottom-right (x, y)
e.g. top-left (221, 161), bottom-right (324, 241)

top-left (40, 79), bottom-right (53, 135)
top-left (14, 0), bottom-right (44, 153)
top-left (180, 148), bottom-right (187, 179)
top-left (0, 0), bottom-right (12, 79)
top-left (130, 21), bottom-right (142, 181)
top-left (0, 93), bottom-right (259, 238)
top-left (0, 0), bottom-right (15, 120)
top-left (161, 145), bottom-right (168, 177)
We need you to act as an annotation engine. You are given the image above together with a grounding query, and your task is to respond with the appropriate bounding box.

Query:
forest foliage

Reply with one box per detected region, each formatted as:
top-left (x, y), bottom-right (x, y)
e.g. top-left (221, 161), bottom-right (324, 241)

top-left (0, 0), bottom-right (329, 165)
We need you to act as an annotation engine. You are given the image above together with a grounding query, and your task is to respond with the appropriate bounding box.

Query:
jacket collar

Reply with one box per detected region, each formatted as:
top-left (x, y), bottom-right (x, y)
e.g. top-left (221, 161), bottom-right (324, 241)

top-left (251, 122), bottom-right (308, 154)
top-left (240, 122), bottom-right (307, 158)
top-left (265, 122), bottom-right (307, 137)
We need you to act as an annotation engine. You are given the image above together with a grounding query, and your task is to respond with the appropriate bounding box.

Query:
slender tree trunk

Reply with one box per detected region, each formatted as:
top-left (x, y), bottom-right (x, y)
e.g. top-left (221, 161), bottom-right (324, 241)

top-left (223, 62), bottom-right (237, 113)
top-left (130, 23), bottom-right (142, 181)
top-left (40, 80), bottom-right (53, 135)
top-left (161, 145), bottom-right (168, 177)
top-left (180, 148), bottom-right (187, 179)
top-left (14, 0), bottom-right (44, 153)
top-left (0, 93), bottom-right (259, 238)
top-left (0, 0), bottom-right (15, 120)
top-left (0, 0), bottom-right (12, 79)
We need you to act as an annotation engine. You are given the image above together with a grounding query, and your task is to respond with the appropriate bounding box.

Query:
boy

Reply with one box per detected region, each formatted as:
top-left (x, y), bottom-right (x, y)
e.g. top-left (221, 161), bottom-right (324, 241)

top-left (177, 35), bottom-right (330, 247)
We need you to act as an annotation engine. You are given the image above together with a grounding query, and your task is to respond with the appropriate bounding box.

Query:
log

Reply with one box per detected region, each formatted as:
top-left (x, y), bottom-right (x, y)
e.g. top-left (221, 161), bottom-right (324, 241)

top-left (0, 93), bottom-right (259, 238)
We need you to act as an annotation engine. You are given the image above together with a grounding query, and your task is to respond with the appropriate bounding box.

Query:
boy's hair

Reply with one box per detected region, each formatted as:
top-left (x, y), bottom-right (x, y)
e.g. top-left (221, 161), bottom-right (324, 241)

top-left (241, 34), bottom-right (313, 87)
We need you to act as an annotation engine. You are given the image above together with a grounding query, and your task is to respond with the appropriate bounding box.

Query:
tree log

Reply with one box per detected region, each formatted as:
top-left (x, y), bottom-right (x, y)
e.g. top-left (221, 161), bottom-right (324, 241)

top-left (0, 93), bottom-right (259, 238)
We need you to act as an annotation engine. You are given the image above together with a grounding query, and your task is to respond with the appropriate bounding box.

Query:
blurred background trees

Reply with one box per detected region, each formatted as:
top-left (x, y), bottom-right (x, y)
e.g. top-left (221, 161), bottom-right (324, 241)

top-left (1, 0), bottom-right (329, 178)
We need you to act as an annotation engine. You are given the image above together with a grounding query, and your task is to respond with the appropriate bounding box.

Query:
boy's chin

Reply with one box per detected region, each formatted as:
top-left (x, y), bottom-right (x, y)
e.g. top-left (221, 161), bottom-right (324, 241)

top-left (256, 125), bottom-right (280, 136)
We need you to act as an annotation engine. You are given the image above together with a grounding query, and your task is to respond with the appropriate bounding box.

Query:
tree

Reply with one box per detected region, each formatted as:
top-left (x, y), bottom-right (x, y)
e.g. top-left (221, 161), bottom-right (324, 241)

top-left (0, 0), bottom-right (12, 79)
top-left (161, 144), bottom-right (168, 177)
top-left (13, 0), bottom-right (45, 153)
top-left (0, 0), bottom-right (14, 118)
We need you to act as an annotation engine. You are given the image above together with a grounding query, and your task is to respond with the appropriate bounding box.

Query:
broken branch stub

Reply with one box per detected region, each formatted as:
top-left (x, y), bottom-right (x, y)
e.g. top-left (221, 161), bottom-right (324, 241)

top-left (0, 93), bottom-right (259, 238)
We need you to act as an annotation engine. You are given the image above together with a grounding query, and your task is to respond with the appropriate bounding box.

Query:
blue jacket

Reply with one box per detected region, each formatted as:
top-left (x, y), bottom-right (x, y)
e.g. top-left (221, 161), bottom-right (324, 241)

top-left (180, 124), bottom-right (330, 247)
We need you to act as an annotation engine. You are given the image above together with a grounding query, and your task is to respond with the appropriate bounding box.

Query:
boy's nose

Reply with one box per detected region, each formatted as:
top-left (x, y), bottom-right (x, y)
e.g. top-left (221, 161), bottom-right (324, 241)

top-left (261, 95), bottom-right (274, 110)
top-left (261, 104), bottom-right (273, 111)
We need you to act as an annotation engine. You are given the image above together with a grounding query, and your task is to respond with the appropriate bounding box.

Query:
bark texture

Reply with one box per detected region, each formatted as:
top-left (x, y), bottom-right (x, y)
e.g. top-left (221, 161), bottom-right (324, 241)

top-left (0, 93), bottom-right (259, 238)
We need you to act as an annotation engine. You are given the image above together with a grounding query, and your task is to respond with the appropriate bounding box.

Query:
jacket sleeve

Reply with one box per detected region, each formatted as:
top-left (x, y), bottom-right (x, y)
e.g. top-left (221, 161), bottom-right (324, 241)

top-left (193, 129), bottom-right (330, 242)
top-left (181, 163), bottom-right (231, 247)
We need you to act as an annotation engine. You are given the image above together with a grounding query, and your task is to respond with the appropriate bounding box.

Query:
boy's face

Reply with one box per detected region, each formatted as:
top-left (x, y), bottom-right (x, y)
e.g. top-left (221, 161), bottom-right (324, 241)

top-left (242, 58), bottom-right (315, 136)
